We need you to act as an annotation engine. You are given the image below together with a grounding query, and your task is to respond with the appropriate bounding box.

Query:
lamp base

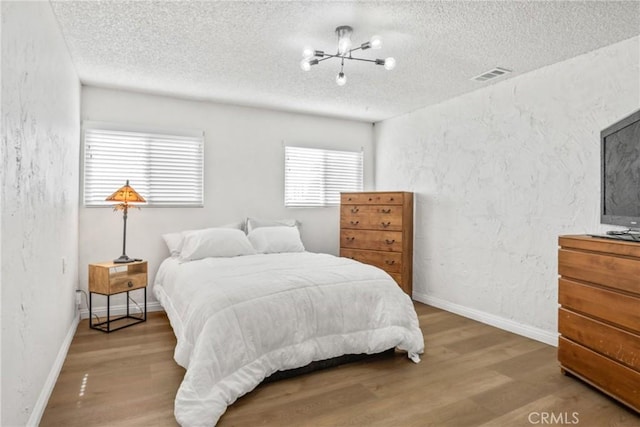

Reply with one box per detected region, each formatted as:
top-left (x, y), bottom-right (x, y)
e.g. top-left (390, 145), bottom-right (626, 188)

top-left (113, 254), bottom-right (136, 264)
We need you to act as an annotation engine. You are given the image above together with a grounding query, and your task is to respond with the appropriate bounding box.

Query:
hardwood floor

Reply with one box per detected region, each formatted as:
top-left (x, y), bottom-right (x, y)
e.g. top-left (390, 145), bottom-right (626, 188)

top-left (41, 304), bottom-right (639, 426)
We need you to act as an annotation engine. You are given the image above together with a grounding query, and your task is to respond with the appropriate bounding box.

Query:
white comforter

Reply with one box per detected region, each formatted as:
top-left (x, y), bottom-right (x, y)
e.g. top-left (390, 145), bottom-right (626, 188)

top-left (154, 252), bottom-right (424, 426)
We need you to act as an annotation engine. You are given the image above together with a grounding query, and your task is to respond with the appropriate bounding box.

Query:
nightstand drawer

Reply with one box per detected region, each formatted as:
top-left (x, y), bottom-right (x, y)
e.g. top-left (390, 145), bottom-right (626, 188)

top-left (109, 271), bottom-right (147, 293)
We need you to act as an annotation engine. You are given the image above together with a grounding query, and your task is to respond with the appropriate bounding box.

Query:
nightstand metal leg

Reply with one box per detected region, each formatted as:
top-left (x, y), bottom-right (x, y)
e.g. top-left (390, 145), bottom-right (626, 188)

top-left (106, 294), bottom-right (111, 332)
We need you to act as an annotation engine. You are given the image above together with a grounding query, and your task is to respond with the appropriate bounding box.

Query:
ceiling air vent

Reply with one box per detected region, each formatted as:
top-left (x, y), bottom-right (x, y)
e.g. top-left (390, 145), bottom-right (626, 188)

top-left (471, 67), bottom-right (512, 82)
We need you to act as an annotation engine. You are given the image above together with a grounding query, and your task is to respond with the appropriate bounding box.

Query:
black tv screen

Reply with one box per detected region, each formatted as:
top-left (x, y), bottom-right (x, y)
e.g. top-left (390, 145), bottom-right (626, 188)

top-left (601, 109), bottom-right (640, 227)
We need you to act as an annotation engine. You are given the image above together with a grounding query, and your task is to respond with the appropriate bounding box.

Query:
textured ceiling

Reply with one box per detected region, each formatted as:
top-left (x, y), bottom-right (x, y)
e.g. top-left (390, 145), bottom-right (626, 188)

top-left (50, 1), bottom-right (640, 122)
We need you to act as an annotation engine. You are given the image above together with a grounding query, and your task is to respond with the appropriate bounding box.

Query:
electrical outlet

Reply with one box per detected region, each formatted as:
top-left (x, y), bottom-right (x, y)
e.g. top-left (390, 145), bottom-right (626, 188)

top-left (75, 290), bottom-right (82, 306)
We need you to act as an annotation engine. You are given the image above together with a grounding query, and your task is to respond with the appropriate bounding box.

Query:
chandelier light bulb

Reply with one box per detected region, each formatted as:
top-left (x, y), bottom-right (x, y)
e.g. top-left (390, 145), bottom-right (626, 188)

top-left (384, 57), bottom-right (396, 70)
top-left (300, 59), bottom-right (311, 71)
top-left (302, 46), bottom-right (315, 59)
top-left (370, 35), bottom-right (382, 49)
top-left (336, 72), bottom-right (347, 86)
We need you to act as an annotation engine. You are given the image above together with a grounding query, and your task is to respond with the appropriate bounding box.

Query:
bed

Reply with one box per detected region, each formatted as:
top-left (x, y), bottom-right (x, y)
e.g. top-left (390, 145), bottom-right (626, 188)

top-left (154, 226), bottom-right (424, 426)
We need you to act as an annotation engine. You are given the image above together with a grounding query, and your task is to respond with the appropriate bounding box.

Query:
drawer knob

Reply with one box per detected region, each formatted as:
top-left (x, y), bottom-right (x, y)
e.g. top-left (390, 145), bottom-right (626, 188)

top-left (381, 222), bottom-right (391, 228)
top-left (385, 239), bottom-right (395, 245)
top-left (351, 207), bottom-right (359, 213)
top-left (127, 281), bottom-right (133, 288)
top-left (368, 197), bottom-right (373, 201)
top-left (385, 260), bottom-right (396, 265)
top-left (350, 220), bottom-right (360, 225)
top-left (381, 209), bottom-right (391, 214)
top-left (389, 197), bottom-right (395, 201)
top-left (346, 237), bottom-right (355, 242)
top-left (347, 197), bottom-right (352, 201)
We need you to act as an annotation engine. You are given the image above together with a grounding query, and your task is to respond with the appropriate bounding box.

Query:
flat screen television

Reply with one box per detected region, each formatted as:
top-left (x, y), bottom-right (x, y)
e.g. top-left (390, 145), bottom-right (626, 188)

top-left (601, 109), bottom-right (640, 228)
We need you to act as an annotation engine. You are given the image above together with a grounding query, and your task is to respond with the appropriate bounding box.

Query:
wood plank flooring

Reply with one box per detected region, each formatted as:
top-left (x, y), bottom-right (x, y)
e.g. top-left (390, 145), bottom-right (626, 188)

top-left (41, 304), bottom-right (640, 426)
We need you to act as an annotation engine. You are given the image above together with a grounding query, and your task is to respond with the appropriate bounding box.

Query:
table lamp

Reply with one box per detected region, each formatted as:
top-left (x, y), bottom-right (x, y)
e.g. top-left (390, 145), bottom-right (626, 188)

top-left (106, 180), bottom-right (146, 263)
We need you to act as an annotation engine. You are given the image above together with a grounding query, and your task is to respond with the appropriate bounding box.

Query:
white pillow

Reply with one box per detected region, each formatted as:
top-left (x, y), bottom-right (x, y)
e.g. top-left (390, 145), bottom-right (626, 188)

top-left (163, 221), bottom-right (244, 256)
top-left (162, 232), bottom-right (185, 256)
top-left (246, 217), bottom-right (299, 233)
top-left (179, 228), bottom-right (256, 262)
top-left (247, 226), bottom-right (305, 254)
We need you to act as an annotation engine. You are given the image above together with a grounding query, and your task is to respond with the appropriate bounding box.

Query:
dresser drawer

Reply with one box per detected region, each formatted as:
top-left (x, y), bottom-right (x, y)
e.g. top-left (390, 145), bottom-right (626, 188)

top-left (341, 192), bottom-right (404, 205)
top-left (558, 279), bottom-right (640, 332)
top-left (340, 205), bottom-right (403, 231)
top-left (559, 308), bottom-right (640, 370)
top-left (340, 209), bottom-right (369, 229)
top-left (341, 248), bottom-right (402, 273)
top-left (559, 248), bottom-right (640, 295)
top-left (559, 337), bottom-right (640, 411)
top-left (340, 230), bottom-right (403, 252)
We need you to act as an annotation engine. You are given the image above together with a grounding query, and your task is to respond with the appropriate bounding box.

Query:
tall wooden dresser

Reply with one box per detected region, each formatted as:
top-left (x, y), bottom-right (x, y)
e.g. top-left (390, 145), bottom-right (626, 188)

top-left (558, 235), bottom-right (640, 412)
top-left (340, 191), bottom-right (413, 296)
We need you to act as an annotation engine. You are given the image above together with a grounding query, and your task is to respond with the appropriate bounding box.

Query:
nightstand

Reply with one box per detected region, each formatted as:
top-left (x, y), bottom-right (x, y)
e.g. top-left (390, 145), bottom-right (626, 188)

top-left (88, 260), bottom-right (147, 332)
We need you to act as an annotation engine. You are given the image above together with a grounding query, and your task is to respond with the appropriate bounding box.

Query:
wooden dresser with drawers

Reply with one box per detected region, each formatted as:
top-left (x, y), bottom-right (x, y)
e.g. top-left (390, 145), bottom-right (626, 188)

top-left (558, 235), bottom-right (640, 413)
top-left (340, 191), bottom-right (413, 296)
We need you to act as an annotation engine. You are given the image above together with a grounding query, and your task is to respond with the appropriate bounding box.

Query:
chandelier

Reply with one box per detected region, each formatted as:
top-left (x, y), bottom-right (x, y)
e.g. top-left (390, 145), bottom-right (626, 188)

top-left (300, 26), bottom-right (396, 86)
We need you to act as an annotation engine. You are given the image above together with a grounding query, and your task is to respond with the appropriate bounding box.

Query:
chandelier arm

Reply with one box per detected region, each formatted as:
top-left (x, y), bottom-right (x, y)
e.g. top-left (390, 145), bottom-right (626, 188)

top-left (343, 57), bottom-right (380, 64)
top-left (315, 44), bottom-right (367, 60)
top-left (318, 53), bottom-right (344, 59)
top-left (316, 55), bottom-right (337, 63)
top-left (315, 54), bottom-right (380, 64)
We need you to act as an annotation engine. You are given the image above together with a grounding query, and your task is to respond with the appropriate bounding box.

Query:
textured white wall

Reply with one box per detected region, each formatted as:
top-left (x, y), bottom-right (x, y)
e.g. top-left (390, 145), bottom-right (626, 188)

top-left (1, 2), bottom-right (80, 426)
top-left (375, 37), bottom-right (639, 342)
top-left (79, 87), bottom-right (374, 313)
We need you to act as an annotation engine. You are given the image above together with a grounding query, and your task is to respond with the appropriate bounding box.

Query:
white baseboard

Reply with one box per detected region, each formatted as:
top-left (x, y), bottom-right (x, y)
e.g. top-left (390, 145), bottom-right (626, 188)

top-left (79, 300), bottom-right (164, 319)
top-left (27, 312), bottom-right (80, 427)
top-left (413, 292), bottom-right (558, 347)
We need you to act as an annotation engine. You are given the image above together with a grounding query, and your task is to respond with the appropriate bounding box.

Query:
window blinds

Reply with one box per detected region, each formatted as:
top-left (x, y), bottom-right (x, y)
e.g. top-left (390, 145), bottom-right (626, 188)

top-left (284, 146), bottom-right (363, 207)
top-left (83, 125), bottom-right (204, 206)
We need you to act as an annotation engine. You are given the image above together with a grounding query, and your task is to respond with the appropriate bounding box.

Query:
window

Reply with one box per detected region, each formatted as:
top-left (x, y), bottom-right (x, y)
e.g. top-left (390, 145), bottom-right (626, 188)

top-left (83, 123), bottom-right (204, 207)
top-left (284, 146), bottom-right (363, 207)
